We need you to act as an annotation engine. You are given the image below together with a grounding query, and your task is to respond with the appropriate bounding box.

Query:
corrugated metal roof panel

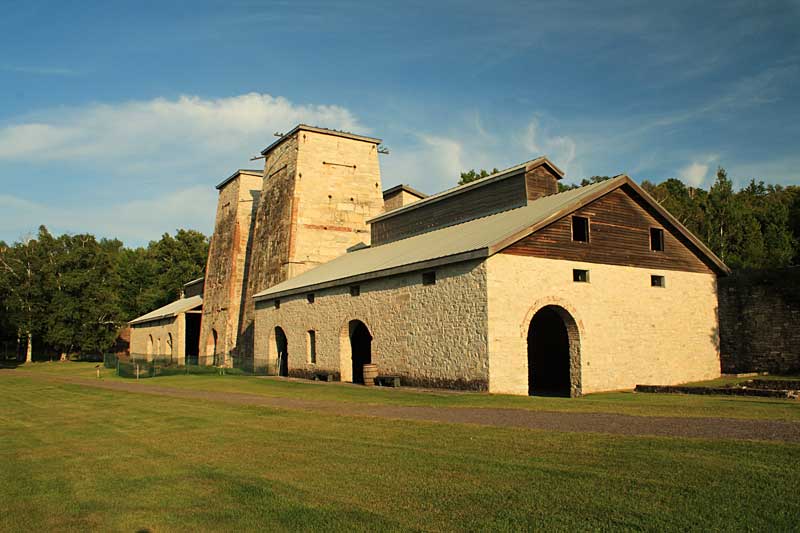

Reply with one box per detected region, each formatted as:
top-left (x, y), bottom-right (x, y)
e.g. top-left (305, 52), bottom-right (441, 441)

top-left (254, 177), bottom-right (621, 300)
top-left (129, 295), bottom-right (203, 325)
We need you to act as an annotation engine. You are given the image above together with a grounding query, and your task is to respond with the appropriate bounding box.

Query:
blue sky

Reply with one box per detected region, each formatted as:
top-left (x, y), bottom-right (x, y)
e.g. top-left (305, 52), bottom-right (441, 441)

top-left (1, 0), bottom-right (798, 246)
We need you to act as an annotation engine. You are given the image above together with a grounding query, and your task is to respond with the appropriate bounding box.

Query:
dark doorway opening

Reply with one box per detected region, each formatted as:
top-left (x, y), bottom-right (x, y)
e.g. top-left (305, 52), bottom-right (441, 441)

top-left (527, 306), bottom-right (576, 397)
top-left (275, 327), bottom-right (289, 377)
top-left (349, 320), bottom-right (372, 384)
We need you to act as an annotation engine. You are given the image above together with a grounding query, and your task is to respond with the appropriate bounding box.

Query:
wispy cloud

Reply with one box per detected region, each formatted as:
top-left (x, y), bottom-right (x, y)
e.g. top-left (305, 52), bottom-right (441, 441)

top-left (1, 65), bottom-right (81, 76)
top-left (678, 155), bottom-right (720, 187)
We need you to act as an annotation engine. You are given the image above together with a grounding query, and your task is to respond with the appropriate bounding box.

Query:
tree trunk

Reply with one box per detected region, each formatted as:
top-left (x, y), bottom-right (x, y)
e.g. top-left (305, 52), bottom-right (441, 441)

top-left (25, 332), bottom-right (33, 364)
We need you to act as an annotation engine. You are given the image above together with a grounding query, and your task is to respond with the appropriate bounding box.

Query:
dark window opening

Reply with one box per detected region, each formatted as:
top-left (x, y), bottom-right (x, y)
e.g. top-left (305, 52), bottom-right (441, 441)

top-left (650, 227), bottom-right (665, 252)
top-left (422, 271), bottom-right (436, 285)
top-left (573, 269), bottom-right (590, 283)
top-left (572, 216), bottom-right (589, 242)
top-left (274, 299), bottom-right (280, 309)
top-left (307, 330), bottom-right (317, 364)
top-left (350, 285), bottom-right (361, 297)
top-left (307, 293), bottom-right (315, 304)
top-left (651, 275), bottom-right (666, 288)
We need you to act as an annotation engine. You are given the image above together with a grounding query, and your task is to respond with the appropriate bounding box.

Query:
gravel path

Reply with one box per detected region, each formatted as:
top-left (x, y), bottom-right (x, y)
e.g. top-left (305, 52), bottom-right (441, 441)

top-left (5, 369), bottom-right (800, 443)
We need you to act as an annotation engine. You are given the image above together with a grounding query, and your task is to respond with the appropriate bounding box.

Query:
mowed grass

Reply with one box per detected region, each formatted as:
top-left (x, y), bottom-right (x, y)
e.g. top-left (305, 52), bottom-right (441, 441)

top-left (18, 362), bottom-right (800, 421)
top-left (1, 371), bottom-right (799, 531)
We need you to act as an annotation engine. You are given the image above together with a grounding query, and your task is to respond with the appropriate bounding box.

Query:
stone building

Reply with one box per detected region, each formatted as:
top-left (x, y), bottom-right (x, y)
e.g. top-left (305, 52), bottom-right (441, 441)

top-left (129, 278), bottom-right (203, 362)
top-left (131, 123), bottom-right (730, 396)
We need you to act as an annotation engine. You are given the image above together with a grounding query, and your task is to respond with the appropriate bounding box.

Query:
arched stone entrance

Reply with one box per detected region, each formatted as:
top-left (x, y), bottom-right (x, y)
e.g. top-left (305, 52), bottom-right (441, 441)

top-left (527, 305), bottom-right (581, 397)
top-left (206, 329), bottom-right (217, 366)
top-left (274, 327), bottom-right (289, 377)
top-left (344, 320), bottom-right (372, 384)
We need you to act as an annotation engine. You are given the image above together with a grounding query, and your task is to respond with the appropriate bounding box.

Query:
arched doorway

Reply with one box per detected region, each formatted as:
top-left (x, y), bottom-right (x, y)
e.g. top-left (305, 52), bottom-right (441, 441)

top-left (166, 333), bottom-right (174, 358)
top-left (146, 335), bottom-right (153, 358)
top-left (274, 327), bottom-right (289, 377)
top-left (349, 320), bottom-right (372, 384)
top-left (206, 329), bottom-right (217, 366)
top-left (527, 305), bottom-right (581, 397)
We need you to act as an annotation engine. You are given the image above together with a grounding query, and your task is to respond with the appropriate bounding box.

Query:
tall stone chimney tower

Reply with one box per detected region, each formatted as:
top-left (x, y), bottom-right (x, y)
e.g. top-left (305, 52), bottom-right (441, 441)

top-left (236, 125), bottom-right (385, 366)
top-left (199, 169), bottom-right (262, 366)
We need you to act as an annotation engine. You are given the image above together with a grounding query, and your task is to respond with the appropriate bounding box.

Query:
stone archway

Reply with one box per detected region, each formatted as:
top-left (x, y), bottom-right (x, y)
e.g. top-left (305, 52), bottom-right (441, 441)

top-left (205, 329), bottom-right (217, 366)
top-left (340, 319), bottom-right (372, 384)
top-left (527, 305), bottom-right (581, 397)
top-left (274, 327), bottom-right (289, 377)
top-left (146, 335), bottom-right (153, 358)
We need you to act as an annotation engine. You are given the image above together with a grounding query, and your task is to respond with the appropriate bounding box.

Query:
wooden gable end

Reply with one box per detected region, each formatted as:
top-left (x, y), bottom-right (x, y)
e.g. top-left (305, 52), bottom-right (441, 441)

top-left (501, 184), bottom-right (716, 274)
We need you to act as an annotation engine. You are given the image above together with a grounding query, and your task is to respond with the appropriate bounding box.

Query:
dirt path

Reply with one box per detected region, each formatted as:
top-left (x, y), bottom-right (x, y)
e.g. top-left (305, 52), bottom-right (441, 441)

top-left (5, 369), bottom-right (800, 443)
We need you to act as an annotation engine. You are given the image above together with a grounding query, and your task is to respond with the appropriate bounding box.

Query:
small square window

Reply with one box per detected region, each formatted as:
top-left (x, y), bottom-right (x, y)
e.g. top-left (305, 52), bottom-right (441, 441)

top-left (274, 299), bottom-right (280, 309)
top-left (307, 293), bottom-right (315, 304)
top-left (350, 285), bottom-right (361, 297)
top-left (651, 275), bottom-right (666, 288)
top-left (573, 269), bottom-right (590, 283)
top-left (422, 271), bottom-right (437, 285)
top-left (572, 216), bottom-right (590, 242)
top-left (307, 330), bottom-right (317, 364)
top-left (650, 228), bottom-right (665, 252)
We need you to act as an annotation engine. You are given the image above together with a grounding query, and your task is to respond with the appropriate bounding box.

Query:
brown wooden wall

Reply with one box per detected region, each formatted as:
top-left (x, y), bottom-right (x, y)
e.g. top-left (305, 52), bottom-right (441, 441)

top-left (525, 165), bottom-right (559, 201)
top-left (502, 185), bottom-right (715, 274)
top-left (371, 172), bottom-right (528, 245)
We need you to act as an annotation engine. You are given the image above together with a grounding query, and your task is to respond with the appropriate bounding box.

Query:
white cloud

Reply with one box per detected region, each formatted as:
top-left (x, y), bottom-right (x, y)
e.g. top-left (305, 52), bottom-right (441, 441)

top-left (521, 119), bottom-right (579, 176)
top-left (678, 155), bottom-right (719, 187)
top-left (0, 93), bottom-right (364, 170)
top-left (0, 186), bottom-right (217, 246)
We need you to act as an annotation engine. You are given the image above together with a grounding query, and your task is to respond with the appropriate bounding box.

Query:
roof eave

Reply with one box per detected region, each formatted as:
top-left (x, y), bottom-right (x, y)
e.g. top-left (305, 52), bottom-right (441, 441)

top-left (253, 248), bottom-right (489, 302)
top-left (260, 124), bottom-right (382, 156)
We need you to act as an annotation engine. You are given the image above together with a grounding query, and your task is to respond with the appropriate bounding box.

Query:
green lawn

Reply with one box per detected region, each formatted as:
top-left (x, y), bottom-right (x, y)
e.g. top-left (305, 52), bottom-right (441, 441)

top-left (17, 361), bottom-right (800, 421)
top-left (1, 366), bottom-right (799, 531)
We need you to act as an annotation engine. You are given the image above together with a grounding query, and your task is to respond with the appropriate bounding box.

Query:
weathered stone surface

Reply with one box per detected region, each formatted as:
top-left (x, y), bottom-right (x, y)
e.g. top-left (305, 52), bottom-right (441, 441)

top-left (253, 260), bottom-right (489, 388)
top-left (718, 268), bottom-right (800, 374)
top-left (198, 171), bottom-right (261, 366)
top-left (239, 129), bottom-right (384, 364)
top-left (486, 254), bottom-right (721, 395)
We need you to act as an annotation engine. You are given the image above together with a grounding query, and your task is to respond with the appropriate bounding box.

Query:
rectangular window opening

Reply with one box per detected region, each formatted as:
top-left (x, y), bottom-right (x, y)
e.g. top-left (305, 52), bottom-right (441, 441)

top-left (307, 293), bottom-right (315, 304)
top-left (307, 330), bottom-right (317, 364)
top-left (422, 271), bottom-right (437, 285)
top-left (651, 275), bottom-right (666, 288)
top-left (572, 215), bottom-right (590, 242)
top-left (350, 285), bottom-right (361, 297)
top-left (573, 269), bottom-right (590, 283)
top-left (650, 227), bottom-right (665, 252)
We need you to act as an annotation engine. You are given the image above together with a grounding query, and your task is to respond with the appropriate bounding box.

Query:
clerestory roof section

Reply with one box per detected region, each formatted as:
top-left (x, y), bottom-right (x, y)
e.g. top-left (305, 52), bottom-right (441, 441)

top-left (254, 177), bottom-right (630, 301)
top-left (129, 295), bottom-right (203, 326)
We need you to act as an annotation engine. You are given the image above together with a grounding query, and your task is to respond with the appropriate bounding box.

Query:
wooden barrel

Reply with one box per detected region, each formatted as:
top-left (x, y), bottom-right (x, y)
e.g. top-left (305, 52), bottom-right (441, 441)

top-left (362, 364), bottom-right (378, 386)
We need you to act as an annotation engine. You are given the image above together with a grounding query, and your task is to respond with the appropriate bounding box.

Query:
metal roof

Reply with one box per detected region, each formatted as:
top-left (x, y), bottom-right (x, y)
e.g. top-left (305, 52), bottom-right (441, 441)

top-left (254, 177), bottom-right (621, 301)
top-left (260, 124), bottom-right (382, 156)
top-left (382, 184), bottom-right (428, 199)
top-left (129, 295), bottom-right (203, 325)
top-left (368, 156), bottom-right (563, 224)
top-left (216, 169), bottom-right (263, 191)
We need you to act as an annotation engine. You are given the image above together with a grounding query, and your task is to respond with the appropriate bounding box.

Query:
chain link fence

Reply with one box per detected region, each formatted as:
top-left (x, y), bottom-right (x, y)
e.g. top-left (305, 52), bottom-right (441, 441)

top-left (103, 353), bottom-right (253, 378)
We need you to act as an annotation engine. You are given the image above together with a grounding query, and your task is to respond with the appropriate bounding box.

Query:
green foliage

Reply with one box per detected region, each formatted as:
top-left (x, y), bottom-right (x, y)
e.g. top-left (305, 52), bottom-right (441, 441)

top-left (458, 168), bottom-right (499, 185)
top-left (0, 227), bottom-right (208, 358)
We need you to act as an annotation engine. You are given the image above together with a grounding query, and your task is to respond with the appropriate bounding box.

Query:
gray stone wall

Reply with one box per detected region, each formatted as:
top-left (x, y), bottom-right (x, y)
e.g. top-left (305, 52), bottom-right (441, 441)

top-left (253, 260), bottom-right (489, 389)
top-left (719, 267), bottom-right (800, 374)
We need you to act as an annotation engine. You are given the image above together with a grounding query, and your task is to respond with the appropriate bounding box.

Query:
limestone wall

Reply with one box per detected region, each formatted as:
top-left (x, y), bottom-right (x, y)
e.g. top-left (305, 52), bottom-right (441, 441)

top-left (253, 260), bottom-right (489, 389)
top-left (129, 315), bottom-right (185, 362)
top-left (292, 129), bottom-right (384, 276)
top-left (486, 254), bottom-right (721, 395)
top-left (240, 129), bottom-right (385, 362)
top-left (199, 172), bottom-right (261, 366)
top-left (384, 189), bottom-right (424, 211)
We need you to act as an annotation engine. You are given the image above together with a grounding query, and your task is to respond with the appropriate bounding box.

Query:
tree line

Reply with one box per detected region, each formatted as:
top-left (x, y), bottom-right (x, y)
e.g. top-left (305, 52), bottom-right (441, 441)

top-left (460, 166), bottom-right (800, 268)
top-left (0, 228), bottom-right (208, 361)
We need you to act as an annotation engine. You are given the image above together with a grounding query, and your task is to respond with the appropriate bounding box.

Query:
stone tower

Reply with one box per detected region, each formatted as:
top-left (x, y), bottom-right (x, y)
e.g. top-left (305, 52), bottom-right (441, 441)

top-left (198, 169), bottom-right (263, 366)
top-left (236, 125), bottom-right (385, 368)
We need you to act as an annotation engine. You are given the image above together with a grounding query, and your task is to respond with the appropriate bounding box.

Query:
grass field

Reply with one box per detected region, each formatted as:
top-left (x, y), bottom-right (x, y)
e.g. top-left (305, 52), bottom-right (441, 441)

top-left (1, 363), bottom-right (799, 531)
